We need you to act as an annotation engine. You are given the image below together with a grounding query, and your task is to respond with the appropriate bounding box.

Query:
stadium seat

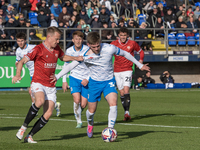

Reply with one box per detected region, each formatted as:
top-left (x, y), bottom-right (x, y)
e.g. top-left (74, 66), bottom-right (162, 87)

top-left (195, 33), bottom-right (199, 45)
top-left (176, 33), bottom-right (186, 46)
top-left (28, 12), bottom-right (38, 19)
top-left (156, 1), bottom-right (166, 7)
top-left (187, 36), bottom-right (196, 46)
top-left (168, 33), bottom-right (176, 46)
top-left (138, 14), bottom-right (146, 25)
top-left (195, 2), bottom-right (200, 7)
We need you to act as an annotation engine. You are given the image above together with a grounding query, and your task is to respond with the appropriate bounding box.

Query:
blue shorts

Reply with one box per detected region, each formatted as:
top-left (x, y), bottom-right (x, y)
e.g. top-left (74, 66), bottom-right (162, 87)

top-left (69, 76), bottom-right (88, 99)
top-left (88, 77), bottom-right (118, 103)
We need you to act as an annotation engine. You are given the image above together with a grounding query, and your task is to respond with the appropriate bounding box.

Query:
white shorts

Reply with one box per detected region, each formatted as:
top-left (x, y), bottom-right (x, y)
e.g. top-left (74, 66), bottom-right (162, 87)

top-left (31, 82), bottom-right (57, 103)
top-left (114, 71), bottom-right (133, 90)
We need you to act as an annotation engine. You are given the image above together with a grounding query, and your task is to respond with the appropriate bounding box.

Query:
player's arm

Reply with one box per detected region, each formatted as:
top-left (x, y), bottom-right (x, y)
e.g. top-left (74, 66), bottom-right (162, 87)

top-left (118, 49), bottom-right (150, 71)
top-left (12, 57), bottom-right (29, 84)
top-left (62, 63), bottom-right (69, 92)
top-left (81, 74), bottom-right (90, 86)
top-left (51, 61), bottom-right (80, 83)
top-left (60, 55), bottom-right (84, 62)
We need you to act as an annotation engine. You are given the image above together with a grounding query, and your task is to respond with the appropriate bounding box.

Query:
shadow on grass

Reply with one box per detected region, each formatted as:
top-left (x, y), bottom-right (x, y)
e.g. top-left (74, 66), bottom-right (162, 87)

top-left (39, 132), bottom-right (102, 142)
top-left (117, 130), bottom-right (180, 141)
top-left (56, 113), bottom-right (74, 118)
top-left (0, 125), bottom-right (34, 131)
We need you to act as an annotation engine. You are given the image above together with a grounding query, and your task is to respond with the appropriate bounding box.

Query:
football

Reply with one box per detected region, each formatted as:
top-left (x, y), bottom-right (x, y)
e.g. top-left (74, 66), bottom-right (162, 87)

top-left (101, 127), bottom-right (117, 142)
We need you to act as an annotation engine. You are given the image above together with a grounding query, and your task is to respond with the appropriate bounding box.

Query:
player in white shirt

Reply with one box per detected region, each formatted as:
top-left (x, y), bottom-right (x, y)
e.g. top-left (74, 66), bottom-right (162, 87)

top-left (15, 32), bottom-right (61, 117)
top-left (51, 32), bottom-right (150, 138)
top-left (15, 32), bottom-right (36, 104)
top-left (62, 31), bottom-right (90, 128)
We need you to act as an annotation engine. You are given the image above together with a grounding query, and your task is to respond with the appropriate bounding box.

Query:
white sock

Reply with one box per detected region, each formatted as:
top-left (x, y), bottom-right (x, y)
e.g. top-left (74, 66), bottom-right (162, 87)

top-left (74, 102), bottom-right (82, 123)
top-left (125, 111), bottom-right (130, 115)
top-left (86, 109), bottom-right (94, 126)
top-left (21, 125), bottom-right (27, 130)
top-left (108, 106), bottom-right (117, 128)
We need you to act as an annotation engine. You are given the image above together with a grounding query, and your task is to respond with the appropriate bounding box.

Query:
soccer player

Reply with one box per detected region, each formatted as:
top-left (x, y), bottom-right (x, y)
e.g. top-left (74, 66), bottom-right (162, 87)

top-left (62, 31), bottom-right (90, 128)
top-left (12, 27), bottom-right (83, 143)
top-left (110, 27), bottom-right (144, 121)
top-left (15, 32), bottom-right (62, 117)
top-left (51, 32), bottom-right (150, 138)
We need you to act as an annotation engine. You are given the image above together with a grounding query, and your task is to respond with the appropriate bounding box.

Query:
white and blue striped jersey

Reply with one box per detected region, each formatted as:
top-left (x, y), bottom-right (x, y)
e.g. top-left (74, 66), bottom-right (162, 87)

top-left (16, 44), bottom-right (36, 77)
top-left (83, 43), bottom-right (121, 81)
top-left (65, 45), bottom-right (90, 80)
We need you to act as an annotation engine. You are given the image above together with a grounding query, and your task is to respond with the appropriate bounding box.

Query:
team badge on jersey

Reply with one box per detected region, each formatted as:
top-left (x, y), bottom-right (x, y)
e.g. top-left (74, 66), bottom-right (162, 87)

top-left (55, 54), bottom-right (58, 58)
top-left (46, 55), bottom-right (48, 58)
top-left (127, 46), bottom-right (131, 50)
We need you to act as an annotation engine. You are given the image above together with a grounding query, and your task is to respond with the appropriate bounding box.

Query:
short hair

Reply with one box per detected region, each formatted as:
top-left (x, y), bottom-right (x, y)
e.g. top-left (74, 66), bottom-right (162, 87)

top-left (72, 31), bottom-right (84, 39)
top-left (46, 26), bottom-right (62, 36)
top-left (118, 27), bottom-right (129, 34)
top-left (87, 32), bottom-right (101, 44)
top-left (16, 32), bottom-right (26, 40)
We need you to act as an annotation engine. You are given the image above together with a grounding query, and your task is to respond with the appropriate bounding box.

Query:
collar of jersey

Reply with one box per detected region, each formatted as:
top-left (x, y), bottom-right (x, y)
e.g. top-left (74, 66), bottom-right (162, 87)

top-left (73, 44), bottom-right (83, 52)
top-left (118, 39), bottom-right (129, 46)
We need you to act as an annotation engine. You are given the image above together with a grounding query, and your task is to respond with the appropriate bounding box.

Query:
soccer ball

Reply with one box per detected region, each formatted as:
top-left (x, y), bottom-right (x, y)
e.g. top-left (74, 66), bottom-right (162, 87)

top-left (101, 127), bottom-right (117, 142)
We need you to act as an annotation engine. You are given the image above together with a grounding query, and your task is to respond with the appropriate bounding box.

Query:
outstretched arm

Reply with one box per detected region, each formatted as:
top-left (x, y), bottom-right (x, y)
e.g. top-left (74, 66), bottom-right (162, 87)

top-left (60, 55), bottom-right (84, 62)
top-left (118, 50), bottom-right (150, 71)
top-left (12, 57), bottom-right (29, 84)
top-left (51, 61), bottom-right (80, 83)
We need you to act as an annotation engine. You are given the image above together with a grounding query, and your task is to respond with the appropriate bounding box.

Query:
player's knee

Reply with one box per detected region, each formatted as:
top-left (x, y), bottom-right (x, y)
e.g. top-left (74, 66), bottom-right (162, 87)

top-left (81, 103), bottom-right (87, 109)
top-left (35, 99), bottom-right (44, 108)
top-left (44, 111), bottom-right (53, 120)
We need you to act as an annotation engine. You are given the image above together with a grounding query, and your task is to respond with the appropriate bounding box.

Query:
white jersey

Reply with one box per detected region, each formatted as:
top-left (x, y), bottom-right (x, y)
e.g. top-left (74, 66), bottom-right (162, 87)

top-left (16, 44), bottom-right (36, 77)
top-left (83, 43), bottom-right (120, 81)
top-left (65, 45), bottom-right (90, 80)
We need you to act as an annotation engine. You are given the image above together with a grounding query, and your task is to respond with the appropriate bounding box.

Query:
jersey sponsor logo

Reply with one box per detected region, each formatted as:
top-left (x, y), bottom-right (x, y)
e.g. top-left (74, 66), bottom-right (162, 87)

top-left (36, 88), bottom-right (39, 90)
top-left (44, 63), bottom-right (57, 68)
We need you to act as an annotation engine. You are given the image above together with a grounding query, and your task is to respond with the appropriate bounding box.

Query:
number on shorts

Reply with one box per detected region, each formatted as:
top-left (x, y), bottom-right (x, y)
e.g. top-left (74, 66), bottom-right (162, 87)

top-left (125, 77), bottom-right (131, 82)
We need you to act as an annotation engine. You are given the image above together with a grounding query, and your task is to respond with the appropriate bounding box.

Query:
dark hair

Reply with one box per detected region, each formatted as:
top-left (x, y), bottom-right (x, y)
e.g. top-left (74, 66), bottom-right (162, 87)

top-left (16, 32), bottom-right (26, 40)
top-left (87, 32), bottom-right (101, 44)
top-left (72, 31), bottom-right (84, 39)
top-left (118, 27), bottom-right (129, 34)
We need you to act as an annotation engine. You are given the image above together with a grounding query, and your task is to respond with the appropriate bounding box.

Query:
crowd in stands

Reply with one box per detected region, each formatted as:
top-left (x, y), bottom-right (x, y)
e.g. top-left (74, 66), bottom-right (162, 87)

top-left (0, 0), bottom-right (200, 51)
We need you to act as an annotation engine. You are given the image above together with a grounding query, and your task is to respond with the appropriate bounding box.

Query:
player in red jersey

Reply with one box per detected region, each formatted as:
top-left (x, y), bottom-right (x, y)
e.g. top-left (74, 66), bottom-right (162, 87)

top-left (12, 27), bottom-right (83, 143)
top-left (110, 27), bottom-right (144, 121)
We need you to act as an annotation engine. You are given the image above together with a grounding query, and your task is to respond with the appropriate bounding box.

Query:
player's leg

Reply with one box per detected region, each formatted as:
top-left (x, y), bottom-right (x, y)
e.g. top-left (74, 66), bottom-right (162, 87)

top-left (24, 100), bottom-right (54, 143)
top-left (28, 87), bottom-right (35, 104)
top-left (72, 92), bottom-right (82, 128)
top-left (16, 83), bottom-right (45, 141)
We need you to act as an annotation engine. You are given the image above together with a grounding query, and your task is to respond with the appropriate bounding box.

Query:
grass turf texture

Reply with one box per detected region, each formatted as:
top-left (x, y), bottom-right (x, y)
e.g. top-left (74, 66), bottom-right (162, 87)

top-left (1, 89), bottom-right (200, 150)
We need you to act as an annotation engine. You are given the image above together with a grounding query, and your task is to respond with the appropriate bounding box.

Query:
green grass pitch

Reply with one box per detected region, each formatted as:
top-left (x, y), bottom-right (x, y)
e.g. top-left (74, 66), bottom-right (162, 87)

top-left (1, 89), bottom-right (200, 150)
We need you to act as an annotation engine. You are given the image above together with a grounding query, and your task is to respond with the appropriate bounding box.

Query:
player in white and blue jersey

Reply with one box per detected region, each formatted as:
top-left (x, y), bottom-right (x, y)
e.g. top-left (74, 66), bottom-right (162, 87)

top-left (15, 32), bottom-right (36, 104)
top-left (52, 32), bottom-right (150, 138)
top-left (62, 31), bottom-right (90, 128)
top-left (15, 32), bottom-right (61, 117)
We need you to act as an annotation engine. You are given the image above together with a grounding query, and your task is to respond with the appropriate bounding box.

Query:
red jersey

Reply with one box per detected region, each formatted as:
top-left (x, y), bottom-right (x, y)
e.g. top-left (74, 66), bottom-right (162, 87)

top-left (25, 43), bottom-right (64, 87)
top-left (110, 39), bottom-right (144, 72)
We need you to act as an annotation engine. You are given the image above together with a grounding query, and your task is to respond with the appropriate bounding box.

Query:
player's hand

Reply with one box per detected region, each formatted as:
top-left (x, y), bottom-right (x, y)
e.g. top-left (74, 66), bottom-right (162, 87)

top-left (62, 82), bottom-right (68, 92)
top-left (140, 63), bottom-right (150, 71)
top-left (81, 79), bottom-right (89, 86)
top-left (75, 56), bottom-right (84, 61)
top-left (12, 75), bottom-right (22, 84)
top-left (136, 60), bottom-right (143, 68)
top-left (50, 74), bottom-right (57, 85)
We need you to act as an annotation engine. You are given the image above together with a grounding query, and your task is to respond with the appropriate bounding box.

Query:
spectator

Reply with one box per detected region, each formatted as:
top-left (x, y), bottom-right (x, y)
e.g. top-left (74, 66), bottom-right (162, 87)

top-left (5, 17), bottom-right (17, 51)
top-left (187, 6), bottom-right (194, 17)
top-left (19, 0), bottom-right (31, 19)
top-left (195, 15), bottom-right (200, 28)
top-left (37, 8), bottom-right (50, 27)
top-left (135, 76), bottom-right (145, 90)
top-left (76, 0), bottom-right (85, 8)
top-left (194, 6), bottom-right (200, 19)
top-left (186, 16), bottom-right (198, 34)
top-left (143, 0), bottom-right (156, 13)
top-left (166, 0), bottom-right (176, 11)
top-left (147, 7), bottom-right (160, 28)
top-left (127, 17), bottom-right (139, 38)
top-left (5, 4), bottom-right (14, 15)
top-left (36, 0), bottom-right (51, 16)
top-left (117, 0), bottom-right (133, 17)
top-left (25, 19), bottom-right (41, 44)
top-left (72, 10), bottom-right (80, 22)
top-left (108, 14), bottom-right (117, 27)
top-left (69, 15), bottom-right (77, 28)
top-left (101, 22), bottom-right (114, 42)
top-left (87, 3), bottom-right (99, 18)
top-left (164, 8), bottom-right (177, 28)
top-left (155, 16), bottom-right (165, 37)
top-left (157, 2), bottom-right (166, 18)
top-left (87, 0), bottom-right (100, 10)
top-left (78, 19), bottom-right (91, 32)
top-left (29, 0), bottom-right (38, 11)
top-left (118, 20), bottom-right (125, 28)
top-left (186, 13), bottom-right (196, 22)
top-left (176, 16), bottom-right (187, 33)
top-left (17, 17), bottom-right (26, 33)
top-left (0, 8), bottom-right (6, 23)
top-left (58, 7), bottom-right (71, 26)
top-left (79, 8), bottom-right (89, 23)
top-left (109, 21), bottom-right (117, 37)
top-left (100, 0), bottom-right (111, 11)
top-left (72, 2), bottom-right (81, 14)
top-left (143, 71), bottom-right (155, 86)
top-left (99, 3), bottom-right (111, 16)
top-left (0, 17), bottom-right (8, 51)
top-left (88, 14), bottom-right (102, 30)
top-left (138, 22), bottom-right (152, 51)
top-left (160, 71), bottom-right (174, 89)
top-left (62, 0), bottom-right (73, 15)
top-left (99, 8), bottom-right (109, 23)
top-left (5, 12), bottom-right (14, 23)
top-left (179, 9), bottom-right (187, 22)
top-left (0, 0), bottom-right (7, 13)
top-left (50, 0), bottom-right (62, 21)
top-left (176, 5), bottom-right (184, 18)
top-left (50, 13), bottom-right (58, 27)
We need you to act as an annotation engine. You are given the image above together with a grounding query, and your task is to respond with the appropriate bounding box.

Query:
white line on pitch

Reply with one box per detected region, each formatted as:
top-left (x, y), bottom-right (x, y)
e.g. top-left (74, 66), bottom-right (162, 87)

top-left (1, 116), bottom-right (200, 129)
